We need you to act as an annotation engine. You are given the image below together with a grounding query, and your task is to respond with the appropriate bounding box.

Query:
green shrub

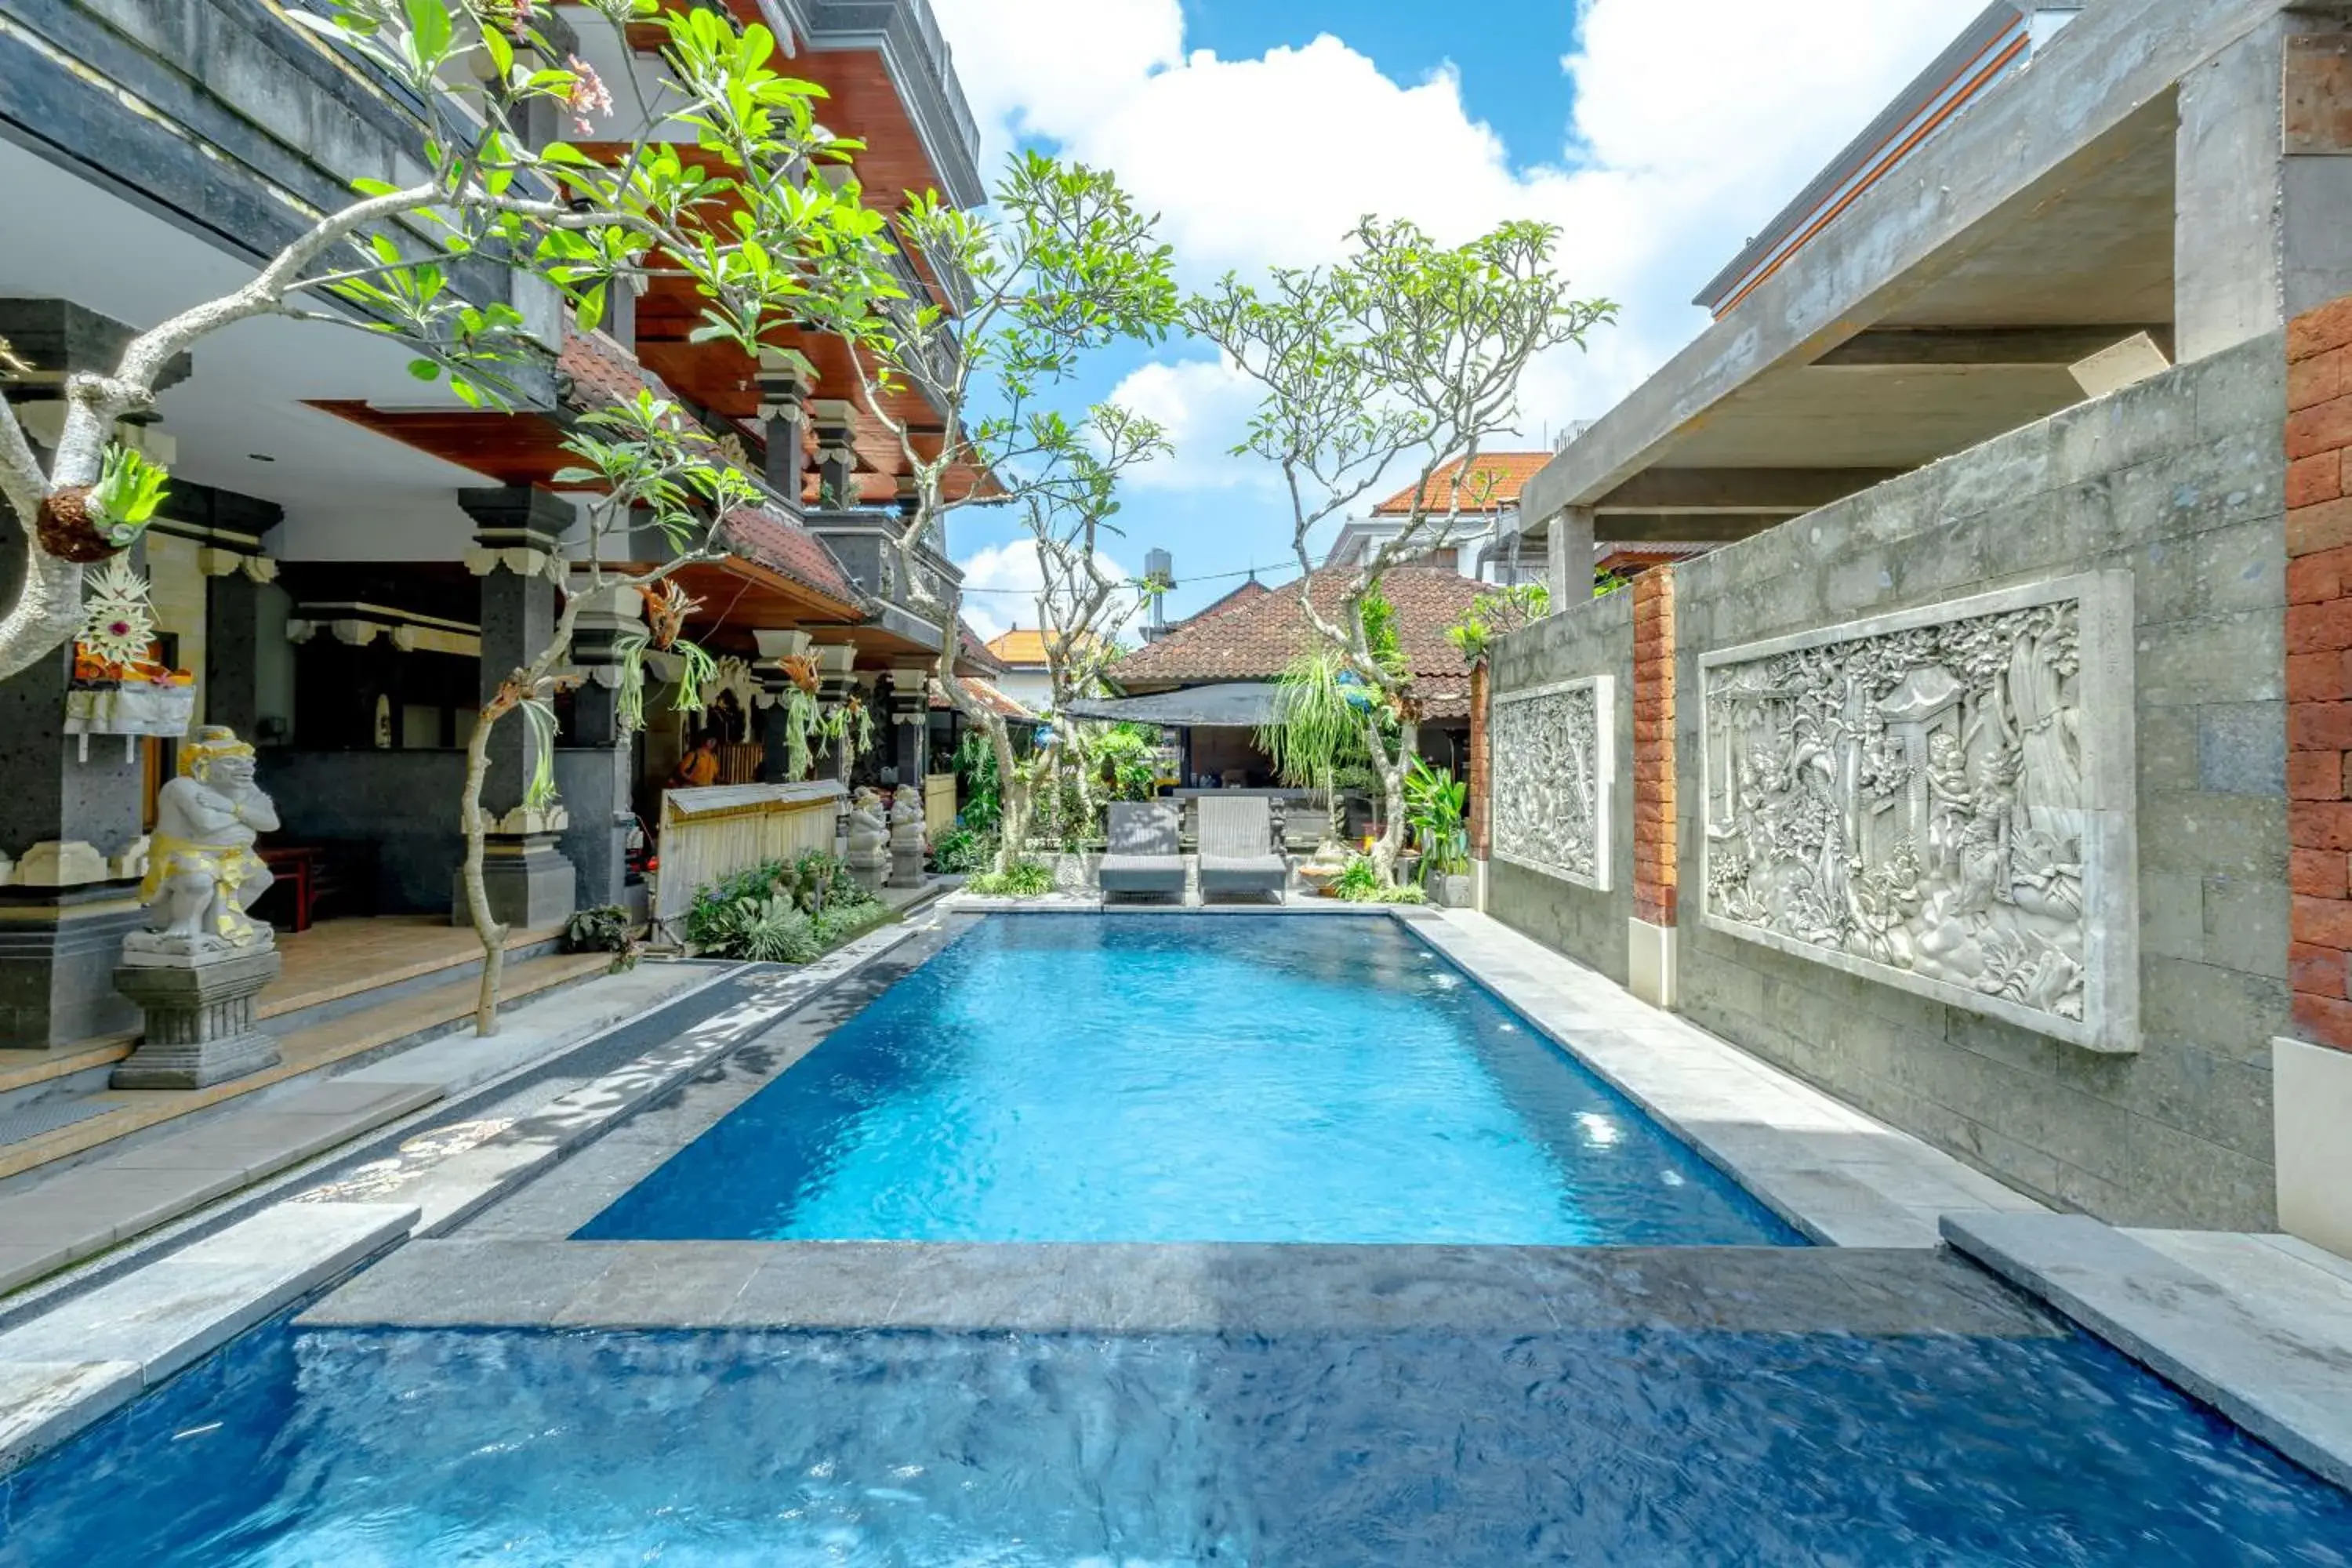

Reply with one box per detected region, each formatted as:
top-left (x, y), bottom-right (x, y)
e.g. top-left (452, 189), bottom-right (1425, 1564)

top-left (717, 895), bottom-right (818, 964)
top-left (563, 904), bottom-right (640, 972)
top-left (1329, 854), bottom-right (1425, 904)
top-left (930, 825), bottom-right (995, 874)
top-left (811, 900), bottom-right (893, 951)
top-left (966, 859), bottom-right (1056, 898)
top-left (684, 849), bottom-right (878, 956)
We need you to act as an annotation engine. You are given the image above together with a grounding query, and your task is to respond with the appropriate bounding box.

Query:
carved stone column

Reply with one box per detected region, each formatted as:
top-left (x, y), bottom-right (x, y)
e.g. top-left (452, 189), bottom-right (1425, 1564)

top-left (811, 400), bottom-right (858, 510)
top-left (564, 579), bottom-right (645, 912)
top-left (0, 301), bottom-right (189, 1047)
top-left (887, 659), bottom-right (932, 787)
top-left (454, 487), bottom-right (579, 929)
top-left (810, 642), bottom-right (859, 782)
top-left (757, 351), bottom-right (812, 503)
top-left (752, 629), bottom-right (813, 784)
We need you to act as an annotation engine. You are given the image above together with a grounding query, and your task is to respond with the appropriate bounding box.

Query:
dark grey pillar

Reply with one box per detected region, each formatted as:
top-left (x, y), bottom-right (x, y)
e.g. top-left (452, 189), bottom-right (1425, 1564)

top-left (887, 663), bottom-right (931, 786)
top-left (757, 355), bottom-right (811, 503)
top-left (561, 583), bottom-right (642, 913)
top-left (452, 487), bottom-right (579, 928)
top-left (812, 401), bottom-right (857, 510)
top-left (0, 642), bottom-right (146, 1047)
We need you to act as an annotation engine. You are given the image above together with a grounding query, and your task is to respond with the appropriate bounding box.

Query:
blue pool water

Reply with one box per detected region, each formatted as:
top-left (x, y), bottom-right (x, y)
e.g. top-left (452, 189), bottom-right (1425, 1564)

top-left (579, 914), bottom-right (1798, 1245)
top-left (6, 1317), bottom-right (2351, 1565)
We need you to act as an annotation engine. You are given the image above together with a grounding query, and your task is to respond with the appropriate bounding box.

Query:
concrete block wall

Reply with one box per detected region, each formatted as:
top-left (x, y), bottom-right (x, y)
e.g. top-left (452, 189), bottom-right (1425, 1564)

top-left (1670, 332), bottom-right (2288, 1230)
top-left (1487, 584), bottom-right (1635, 985)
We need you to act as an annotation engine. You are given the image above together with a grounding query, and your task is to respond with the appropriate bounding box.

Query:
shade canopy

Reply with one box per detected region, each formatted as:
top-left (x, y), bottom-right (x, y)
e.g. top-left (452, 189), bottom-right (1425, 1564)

top-left (1062, 682), bottom-right (1284, 728)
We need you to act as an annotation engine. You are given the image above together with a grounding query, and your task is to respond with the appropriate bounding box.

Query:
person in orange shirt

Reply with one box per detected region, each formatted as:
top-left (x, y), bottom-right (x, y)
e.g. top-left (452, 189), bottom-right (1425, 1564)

top-left (672, 734), bottom-right (720, 789)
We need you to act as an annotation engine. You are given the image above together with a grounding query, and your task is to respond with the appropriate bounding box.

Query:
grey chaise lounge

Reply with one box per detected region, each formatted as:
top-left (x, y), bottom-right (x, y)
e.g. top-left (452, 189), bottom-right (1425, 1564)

top-left (1197, 794), bottom-right (1289, 903)
top-left (1099, 800), bottom-right (1186, 900)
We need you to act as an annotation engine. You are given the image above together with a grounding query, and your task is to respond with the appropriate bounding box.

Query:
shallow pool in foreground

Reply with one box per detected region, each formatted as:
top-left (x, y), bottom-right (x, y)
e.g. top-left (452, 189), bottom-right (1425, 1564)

top-left (578, 913), bottom-right (1796, 1246)
top-left (6, 1316), bottom-right (2350, 1565)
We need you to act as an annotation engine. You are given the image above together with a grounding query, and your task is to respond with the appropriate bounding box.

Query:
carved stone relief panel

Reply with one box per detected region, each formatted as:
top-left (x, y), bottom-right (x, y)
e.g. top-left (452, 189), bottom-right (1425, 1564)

top-left (1699, 572), bottom-right (2136, 1053)
top-left (1491, 674), bottom-right (1613, 891)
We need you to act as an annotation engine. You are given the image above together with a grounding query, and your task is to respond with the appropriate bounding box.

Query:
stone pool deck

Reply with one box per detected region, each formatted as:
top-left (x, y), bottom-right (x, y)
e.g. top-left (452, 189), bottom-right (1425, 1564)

top-left (0, 902), bottom-right (2347, 1498)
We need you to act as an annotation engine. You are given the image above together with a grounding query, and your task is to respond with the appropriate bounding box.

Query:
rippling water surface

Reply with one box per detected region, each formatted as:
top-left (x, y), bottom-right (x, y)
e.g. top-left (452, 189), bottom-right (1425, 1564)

top-left (580, 913), bottom-right (1795, 1245)
top-left (6, 1320), bottom-right (2351, 1566)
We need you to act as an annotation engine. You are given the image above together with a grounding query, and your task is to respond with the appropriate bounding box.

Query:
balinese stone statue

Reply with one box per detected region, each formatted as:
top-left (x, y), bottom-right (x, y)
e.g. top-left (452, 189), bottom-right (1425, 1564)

top-left (888, 783), bottom-right (927, 850)
top-left (129, 725), bottom-right (281, 957)
top-left (844, 786), bottom-right (888, 869)
top-left (886, 783), bottom-right (927, 889)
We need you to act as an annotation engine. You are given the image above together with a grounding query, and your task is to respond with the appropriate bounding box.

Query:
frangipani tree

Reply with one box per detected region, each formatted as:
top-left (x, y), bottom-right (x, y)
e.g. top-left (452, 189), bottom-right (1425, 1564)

top-left (815, 154), bottom-right (1179, 874)
top-left (0, 0), bottom-right (904, 1029)
top-left (1188, 217), bottom-right (1614, 883)
top-left (1021, 405), bottom-right (1170, 838)
top-left (462, 391), bottom-right (759, 1033)
top-left (0, 0), bottom-right (887, 684)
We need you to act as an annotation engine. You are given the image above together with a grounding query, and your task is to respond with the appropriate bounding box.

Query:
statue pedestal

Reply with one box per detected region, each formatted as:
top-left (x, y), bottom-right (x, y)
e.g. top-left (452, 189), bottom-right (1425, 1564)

top-left (847, 852), bottom-right (887, 895)
top-left (887, 844), bottom-right (924, 889)
top-left (111, 946), bottom-right (284, 1090)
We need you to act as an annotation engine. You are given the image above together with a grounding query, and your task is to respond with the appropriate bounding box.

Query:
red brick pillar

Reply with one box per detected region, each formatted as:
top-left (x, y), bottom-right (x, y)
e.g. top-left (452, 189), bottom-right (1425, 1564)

top-left (1628, 568), bottom-right (1679, 1004)
top-left (1468, 660), bottom-right (1492, 866)
top-left (2281, 296), bottom-right (2352, 1258)
top-left (2287, 298), bottom-right (2352, 1046)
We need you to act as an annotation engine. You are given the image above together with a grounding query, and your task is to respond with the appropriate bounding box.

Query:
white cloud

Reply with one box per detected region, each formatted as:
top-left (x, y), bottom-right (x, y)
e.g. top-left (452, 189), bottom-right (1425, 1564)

top-left (1102, 356), bottom-right (1272, 495)
top-left (931, 0), bottom-right (1987, 436)
top-left (955, 536), bottom-right (1135, 643)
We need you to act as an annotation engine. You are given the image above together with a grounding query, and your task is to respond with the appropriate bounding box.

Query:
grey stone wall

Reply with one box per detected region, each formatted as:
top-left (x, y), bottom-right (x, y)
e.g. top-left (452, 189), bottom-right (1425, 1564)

top-left (1487, 586), bottom-right (1635, 984)
top-left (258, 751), bottom-right (468, 916)
top-left (1671, 332), bottom-right (2287, 1229)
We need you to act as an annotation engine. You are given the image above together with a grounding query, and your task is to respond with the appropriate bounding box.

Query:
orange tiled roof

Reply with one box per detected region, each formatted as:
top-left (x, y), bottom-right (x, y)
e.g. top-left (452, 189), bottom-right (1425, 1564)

top-left (555, 330), bottom-right (662, 412)
top-left (1371, 453), bottom-right (1551, 516)
top-left (982, 626), bottom-right (1109, 667)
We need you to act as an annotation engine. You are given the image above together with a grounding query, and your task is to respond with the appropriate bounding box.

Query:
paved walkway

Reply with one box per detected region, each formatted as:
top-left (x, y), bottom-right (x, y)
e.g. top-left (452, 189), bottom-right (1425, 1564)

top-left (0, 961), bottom-right (731, 1297)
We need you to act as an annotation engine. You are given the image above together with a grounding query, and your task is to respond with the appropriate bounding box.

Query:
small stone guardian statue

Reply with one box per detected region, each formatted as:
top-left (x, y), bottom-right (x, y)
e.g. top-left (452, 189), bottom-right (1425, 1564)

top-left (844, 785), bottom-right (889, 891)
top-left (887, 783), bottom-right (927, 889)
top-left (131, 728), bottom-right (282, 956)
top-left (113, 726), bottom-right (286, 1089)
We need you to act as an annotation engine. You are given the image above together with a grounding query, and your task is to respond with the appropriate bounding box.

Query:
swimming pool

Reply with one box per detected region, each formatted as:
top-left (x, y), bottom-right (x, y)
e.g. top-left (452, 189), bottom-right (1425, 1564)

top-left (8, 1306), bottom-right (2351, 1565)
top-left (578, 913), bottom-right (1798, 1246)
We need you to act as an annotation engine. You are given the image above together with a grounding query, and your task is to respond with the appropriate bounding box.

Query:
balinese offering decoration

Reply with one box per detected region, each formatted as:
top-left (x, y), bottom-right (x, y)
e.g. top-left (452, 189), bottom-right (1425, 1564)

top-left (64, 557), bottom-right (197, 760)
top-left (1698, 573), bottom-right (2136, 1054)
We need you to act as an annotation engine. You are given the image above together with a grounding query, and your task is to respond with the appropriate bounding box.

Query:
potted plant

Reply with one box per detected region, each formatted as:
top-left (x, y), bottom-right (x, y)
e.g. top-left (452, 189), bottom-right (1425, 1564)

top-left (1403, 757), bottom-right (1472, 907)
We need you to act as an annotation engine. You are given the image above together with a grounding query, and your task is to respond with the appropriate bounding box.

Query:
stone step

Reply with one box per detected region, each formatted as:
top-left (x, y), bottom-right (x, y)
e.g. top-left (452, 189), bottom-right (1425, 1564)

top-left (0, 950), bottom-right (611, 1185)
top-left (0, 1083), bottom-right (438, 1296)
top-left (0, 958), bottom-right (730, 1301)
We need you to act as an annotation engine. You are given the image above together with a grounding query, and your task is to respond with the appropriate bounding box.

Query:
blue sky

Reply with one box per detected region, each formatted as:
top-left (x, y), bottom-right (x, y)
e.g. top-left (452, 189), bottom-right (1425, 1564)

top-left (926, 0), bottom-right (1987, 640)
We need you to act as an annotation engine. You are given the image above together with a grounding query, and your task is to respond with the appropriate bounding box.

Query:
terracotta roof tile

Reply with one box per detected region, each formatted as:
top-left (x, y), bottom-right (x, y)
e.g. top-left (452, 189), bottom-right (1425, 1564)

top-left (555, 330), bottom-right (659, 412)
top-left (720, 506), bottom-right (860, 607)
top-left (1180, 577), bottom-right (1273, 623)
top-left (1371, 453), bottom-right (1550, 516)
top-left (938, 676), bottom-right (1036, 720)
top-left (958, 619), bottom-right (1007, 675)
top-left (1109, 567), bottom-right (1485, 691)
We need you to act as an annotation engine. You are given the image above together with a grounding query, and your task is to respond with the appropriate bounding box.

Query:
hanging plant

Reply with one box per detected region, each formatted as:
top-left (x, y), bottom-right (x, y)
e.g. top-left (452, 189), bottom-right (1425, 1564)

top-left (40, 445), bottom-right (171, 564)
top-left (816, 692), bottom-right (874, 768)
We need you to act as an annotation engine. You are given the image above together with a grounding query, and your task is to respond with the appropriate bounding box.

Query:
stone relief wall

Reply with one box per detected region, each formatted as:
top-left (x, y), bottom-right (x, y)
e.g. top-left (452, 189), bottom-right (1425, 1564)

top-left (1491, 676), bottom-right (1613, 891)
top-left (1699, 574), bottom-right (2136, 1053)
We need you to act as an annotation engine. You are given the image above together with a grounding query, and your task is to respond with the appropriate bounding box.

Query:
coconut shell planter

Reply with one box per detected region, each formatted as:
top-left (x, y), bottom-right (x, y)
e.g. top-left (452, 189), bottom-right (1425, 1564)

top-left (37, 488), bottom-right (133, 564)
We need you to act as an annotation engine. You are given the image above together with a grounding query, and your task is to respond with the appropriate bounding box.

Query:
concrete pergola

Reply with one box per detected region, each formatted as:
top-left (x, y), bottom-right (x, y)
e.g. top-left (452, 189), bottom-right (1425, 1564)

top-left (1519, 0), bottom-right (2352, 584)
